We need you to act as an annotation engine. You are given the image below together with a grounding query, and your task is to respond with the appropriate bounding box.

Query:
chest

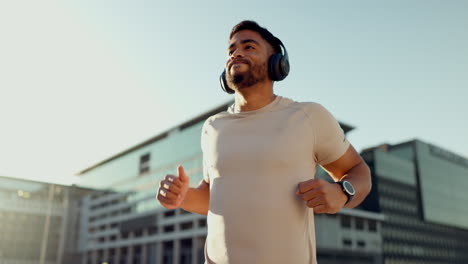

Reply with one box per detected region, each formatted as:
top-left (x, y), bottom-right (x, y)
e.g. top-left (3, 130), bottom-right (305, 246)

top-left (205, 111), bottom-right (315, 172)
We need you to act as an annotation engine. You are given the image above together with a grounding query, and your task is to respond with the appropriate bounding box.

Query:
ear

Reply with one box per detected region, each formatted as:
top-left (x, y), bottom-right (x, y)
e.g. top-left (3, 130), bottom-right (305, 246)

top-left (267, 45), bottom-right (276, 57)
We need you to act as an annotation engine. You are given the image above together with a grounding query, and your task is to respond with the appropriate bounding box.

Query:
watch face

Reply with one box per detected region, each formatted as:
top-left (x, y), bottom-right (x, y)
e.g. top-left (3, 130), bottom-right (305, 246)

top-left (343, 181), bottom-right (356, 195)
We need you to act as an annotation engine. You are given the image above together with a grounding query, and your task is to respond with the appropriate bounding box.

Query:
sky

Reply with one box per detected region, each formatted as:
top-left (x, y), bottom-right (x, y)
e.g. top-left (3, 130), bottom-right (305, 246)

top-left (0, 0), bottom-right (467, 185)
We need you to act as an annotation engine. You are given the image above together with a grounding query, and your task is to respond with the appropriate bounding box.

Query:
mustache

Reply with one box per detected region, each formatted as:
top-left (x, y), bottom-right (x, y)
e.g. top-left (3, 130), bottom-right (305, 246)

top-left (228, 59), bottom-right (250, 69)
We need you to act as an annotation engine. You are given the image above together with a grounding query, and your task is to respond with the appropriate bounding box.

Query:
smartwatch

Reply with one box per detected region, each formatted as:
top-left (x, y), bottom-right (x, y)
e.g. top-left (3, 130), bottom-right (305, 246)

top-left (336, 180), bottom-right (355, 205)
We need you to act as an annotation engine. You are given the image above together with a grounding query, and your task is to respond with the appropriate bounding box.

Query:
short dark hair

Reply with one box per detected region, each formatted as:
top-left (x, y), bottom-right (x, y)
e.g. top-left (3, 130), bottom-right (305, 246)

top-left (229, 20), bottom-right (282, 54)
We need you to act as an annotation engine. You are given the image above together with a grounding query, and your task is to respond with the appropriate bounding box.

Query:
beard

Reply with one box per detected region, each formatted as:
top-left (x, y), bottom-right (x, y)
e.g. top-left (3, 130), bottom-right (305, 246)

top-left (226, 61), bottom-right (268, 90)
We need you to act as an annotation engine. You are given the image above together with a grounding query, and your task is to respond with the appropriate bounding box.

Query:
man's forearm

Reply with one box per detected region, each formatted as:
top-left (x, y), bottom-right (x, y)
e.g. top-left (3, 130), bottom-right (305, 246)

top-left (340, 161), bottom-right (372, 208)
top-left (180, 186), bottom-right (210, 215)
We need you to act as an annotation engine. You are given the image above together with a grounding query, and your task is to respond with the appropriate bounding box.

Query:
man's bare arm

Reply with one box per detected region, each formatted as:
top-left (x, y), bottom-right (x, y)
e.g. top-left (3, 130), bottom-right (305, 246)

top-left (321, 145), bottom-right (371, 208)
top-left (297, 145), bottom-right (371, 213)
top-left (181, 180), bottom-right (210, 215)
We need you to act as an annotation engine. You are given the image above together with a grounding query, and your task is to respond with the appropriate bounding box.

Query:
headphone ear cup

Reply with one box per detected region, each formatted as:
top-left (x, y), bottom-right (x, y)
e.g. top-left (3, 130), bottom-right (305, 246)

top-left (268, 54), bottom-right (282, 81)
top-left (220, 70), bottom-right (235, 94)
top-left (279, 55), bottom-right (290, 80)
top-left (268, 53), bottom-right (290, 81)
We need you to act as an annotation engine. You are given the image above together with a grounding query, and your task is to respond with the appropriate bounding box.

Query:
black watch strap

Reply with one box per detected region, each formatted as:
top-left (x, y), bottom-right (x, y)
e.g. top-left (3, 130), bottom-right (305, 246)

top-left (337, 181), bottom-right (355, 205)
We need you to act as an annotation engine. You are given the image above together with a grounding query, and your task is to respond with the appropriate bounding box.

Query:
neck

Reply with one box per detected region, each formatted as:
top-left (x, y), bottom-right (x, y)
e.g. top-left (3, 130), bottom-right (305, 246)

top-left (234, 81), bottom-right (276, 112)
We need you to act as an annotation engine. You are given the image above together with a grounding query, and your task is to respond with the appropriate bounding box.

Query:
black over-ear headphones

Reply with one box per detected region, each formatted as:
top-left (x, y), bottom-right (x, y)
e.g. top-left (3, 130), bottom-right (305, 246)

top-left (219, 39), bottom-right (290, 94)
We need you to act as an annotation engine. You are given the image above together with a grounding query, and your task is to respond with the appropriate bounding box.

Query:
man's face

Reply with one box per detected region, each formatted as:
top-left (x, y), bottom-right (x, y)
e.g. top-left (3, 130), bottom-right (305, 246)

top-left (225, 30), bottom-right (272, 90)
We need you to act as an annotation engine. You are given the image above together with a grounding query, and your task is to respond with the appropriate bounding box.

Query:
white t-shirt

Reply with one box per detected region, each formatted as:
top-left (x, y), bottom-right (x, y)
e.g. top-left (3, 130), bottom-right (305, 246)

top-left (201, 96), bottom-right (350, 264)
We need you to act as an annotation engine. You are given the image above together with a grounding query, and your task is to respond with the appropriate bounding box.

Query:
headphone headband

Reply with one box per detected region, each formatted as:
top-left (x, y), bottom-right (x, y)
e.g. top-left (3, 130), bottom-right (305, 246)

top-left (275, 38), bottom-right (288, 62)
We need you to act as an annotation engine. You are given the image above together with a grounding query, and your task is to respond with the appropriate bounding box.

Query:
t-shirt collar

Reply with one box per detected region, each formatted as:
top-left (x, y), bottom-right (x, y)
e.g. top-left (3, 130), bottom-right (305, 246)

top-left (228, 95), bottom-right (283, 115)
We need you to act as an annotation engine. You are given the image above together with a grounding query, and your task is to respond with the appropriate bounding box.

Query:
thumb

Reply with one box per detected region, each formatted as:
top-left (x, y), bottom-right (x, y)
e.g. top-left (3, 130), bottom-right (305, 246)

top-left (178, 165), bottom-right (189, 183)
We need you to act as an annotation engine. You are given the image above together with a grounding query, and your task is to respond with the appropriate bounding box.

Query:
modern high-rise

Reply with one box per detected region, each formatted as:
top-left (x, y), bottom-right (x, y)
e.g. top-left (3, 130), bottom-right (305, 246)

top-left (76, 100), bottom-right (384, 264)
top-left (361, 140), bottom-right (468, 264)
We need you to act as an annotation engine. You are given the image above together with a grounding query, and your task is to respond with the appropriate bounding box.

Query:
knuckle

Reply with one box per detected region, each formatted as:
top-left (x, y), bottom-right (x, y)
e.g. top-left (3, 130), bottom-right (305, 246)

top-left (300, 182), bottom-right (309, 192)
top-left (157, 195), bottom-right (167, 203)
top-left (161, 197), bottom-right (172, 204)
top-left (166, 175), bottom-right (175, 182)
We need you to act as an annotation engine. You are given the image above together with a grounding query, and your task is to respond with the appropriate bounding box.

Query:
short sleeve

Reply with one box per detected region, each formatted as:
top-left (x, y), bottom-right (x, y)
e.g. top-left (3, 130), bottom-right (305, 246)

top-left (305, 103), bottom-right (350, 165)
top-left (202, 156), bottom-right (210, 183)
top-left (201, 120), bottom-right (210, 183)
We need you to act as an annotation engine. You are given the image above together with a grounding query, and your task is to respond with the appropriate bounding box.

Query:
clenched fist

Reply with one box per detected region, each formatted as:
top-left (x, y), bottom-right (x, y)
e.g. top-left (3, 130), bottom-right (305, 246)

top-left (296, 178), bottom-right (347, 214)
top-left (157, 165), bottom-right (190, 209)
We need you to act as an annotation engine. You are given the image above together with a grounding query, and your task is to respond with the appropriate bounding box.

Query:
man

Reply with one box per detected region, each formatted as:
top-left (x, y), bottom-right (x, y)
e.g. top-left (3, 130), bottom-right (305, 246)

top-left (157, 21), bottom-right (371, 264)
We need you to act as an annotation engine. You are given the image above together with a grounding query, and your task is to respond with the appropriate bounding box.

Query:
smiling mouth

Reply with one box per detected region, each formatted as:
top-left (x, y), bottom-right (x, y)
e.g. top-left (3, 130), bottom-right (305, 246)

top-left (229, 60), bottom-right (249, 69)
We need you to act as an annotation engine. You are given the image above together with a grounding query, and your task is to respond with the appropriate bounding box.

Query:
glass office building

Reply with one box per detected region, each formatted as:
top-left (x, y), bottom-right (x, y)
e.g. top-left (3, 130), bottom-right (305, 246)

top-left (77, 100), bottom-right (383, 264)
top-left (0, 176), bottom-right (92, 264)
top-left (361, 140), bottom-right (468, 264)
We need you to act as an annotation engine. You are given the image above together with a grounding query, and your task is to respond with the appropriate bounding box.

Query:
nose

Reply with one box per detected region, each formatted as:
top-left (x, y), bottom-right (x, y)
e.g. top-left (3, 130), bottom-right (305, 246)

top-left (230, 48), bottom-right (244, 60)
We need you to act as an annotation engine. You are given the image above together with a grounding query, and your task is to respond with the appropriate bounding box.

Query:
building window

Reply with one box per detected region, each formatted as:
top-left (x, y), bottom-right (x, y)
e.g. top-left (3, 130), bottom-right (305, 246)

top-left (148, 226), bottom-right (158, 235)
top-left (355, 217), bottom-right (364, 230)
top-left (198, 219), bottom-right (207, 228)
top-left (135, 230), bottom-right (143, 237)
top-left (164, 225), bottom-right (175, 233)
top-left (341, 215), bottom-right (351, 228)
top-left (164, 210), bottom-right (175, 218)
top-left (343, 238), bottom-right (352, 247)
top-left (180, 221), bottom-right (193, 230)
top-left (357, 240), bottom-right (366, 248)
top-left (368, 220), bottom-right (377, 232)
top-left (139, 153), bottom-right (151, 175)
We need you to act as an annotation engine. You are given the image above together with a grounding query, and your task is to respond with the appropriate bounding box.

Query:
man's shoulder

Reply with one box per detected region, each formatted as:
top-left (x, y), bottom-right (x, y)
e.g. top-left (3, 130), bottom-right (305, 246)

top-left (208, 110), bottom-right (230, 121)
top-left (282, 98), bottom-right (327, 115)
top-left (284, 99), bottom-right (338, 127)
top-left (202, 111), bottom-right (229, 128)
